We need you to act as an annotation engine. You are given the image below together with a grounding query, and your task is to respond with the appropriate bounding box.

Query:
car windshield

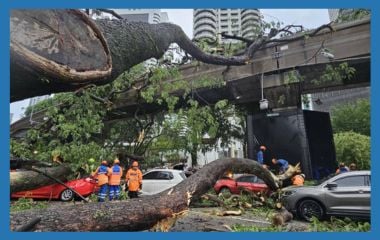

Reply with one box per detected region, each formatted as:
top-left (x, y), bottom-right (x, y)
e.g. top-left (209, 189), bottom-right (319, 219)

top-left (312, 173), bottom-right (336, 186)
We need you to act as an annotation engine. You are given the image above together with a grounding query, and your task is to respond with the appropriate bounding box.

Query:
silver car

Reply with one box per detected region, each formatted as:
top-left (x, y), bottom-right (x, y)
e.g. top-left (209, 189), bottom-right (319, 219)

top-left (140, 169), bottom-right (187, 195)
top-left (282, 170), bottom-right (370, 221)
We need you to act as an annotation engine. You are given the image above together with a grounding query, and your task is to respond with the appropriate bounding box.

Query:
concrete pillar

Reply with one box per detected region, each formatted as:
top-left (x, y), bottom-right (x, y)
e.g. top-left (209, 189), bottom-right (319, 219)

top-left (246, 113), bottom-right (255, 159)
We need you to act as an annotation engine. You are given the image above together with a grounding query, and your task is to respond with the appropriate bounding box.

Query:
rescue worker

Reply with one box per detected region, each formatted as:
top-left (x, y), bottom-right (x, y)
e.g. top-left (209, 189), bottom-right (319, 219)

top-left (272, 158), bottom-right (289, 174)
top-left (257, 145), bottom-right (266, 165)
top-left (125, 161), bottom-right (143, 199)
top-left (108, 158), bottom-right (123, 201)
top-left (91, 160), bottom-right (110, 202)
top-left (336, 162), bottom-right (349, 174)
top-left (292, 173), bottom-right (305, 186)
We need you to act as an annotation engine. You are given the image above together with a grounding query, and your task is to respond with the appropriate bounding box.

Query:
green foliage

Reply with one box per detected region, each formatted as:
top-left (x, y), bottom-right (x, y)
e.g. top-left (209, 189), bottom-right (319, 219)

top-left (232, 216), bottom-right (370, 232)
top-left (285, 70), bottom-right (304, 85)
top-left (331, 98), bottom-right (370, 136)
top-left (24, 98), bottom-right (54, 116)
top-left (334, 131), bottom-right (370, 170)
top-left (336, 9), bottom-right (371, 23)
top-left (12, 61), bottom-right (246, 172)
top-left (11, 90), bottom-right (112, 174)
top-left (309, 217), bottom-right (370, 232)
top-left (311, 63), bottom-right (356, 86)
top-left (10, 198), bottom-right (48, 212)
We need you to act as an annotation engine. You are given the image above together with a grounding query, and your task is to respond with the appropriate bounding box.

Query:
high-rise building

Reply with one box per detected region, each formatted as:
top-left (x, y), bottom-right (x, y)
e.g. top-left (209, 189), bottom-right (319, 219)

top-left (193, 9), bottom-right (261, 43)
top-left (328, 9), bottom-right (358, 22)
top-left (193, 9), bottom-right (218, 41)
top-left (115, 9), bottom-right (169, 24)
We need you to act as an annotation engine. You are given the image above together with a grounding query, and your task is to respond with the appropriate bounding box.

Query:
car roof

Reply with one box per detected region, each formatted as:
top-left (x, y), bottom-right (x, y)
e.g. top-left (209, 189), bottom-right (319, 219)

top-left (320, 170), bottom-right (371, 184)
top-left (145, 169), bottom-right (184, 173)
top-left (336, 170), bottom-right (371, 176)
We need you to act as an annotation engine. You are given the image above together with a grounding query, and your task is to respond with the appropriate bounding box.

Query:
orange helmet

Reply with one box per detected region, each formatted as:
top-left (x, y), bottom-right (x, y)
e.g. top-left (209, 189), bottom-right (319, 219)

top-left (132, 161), bottom-right (139, 167)
top-left (260, 145), bottom-right (266, 151)
top-left (101, 160), bottom-right (108, 165)
top-left (114, 158), bottom-right (120, 164)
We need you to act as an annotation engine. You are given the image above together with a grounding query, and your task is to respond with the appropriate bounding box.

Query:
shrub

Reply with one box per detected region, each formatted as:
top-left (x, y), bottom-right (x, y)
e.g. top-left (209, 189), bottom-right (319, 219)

top-left (334, 131), bottom-right (370, 169)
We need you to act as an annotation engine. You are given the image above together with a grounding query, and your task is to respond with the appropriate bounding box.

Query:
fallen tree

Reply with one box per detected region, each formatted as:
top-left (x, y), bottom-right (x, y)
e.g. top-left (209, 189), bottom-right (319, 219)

top-left (10, 157), bottom-right (52, 170)
top-left (10, 9), bottom-right (333, 101)
top-left (10, 158), bottom-right (299, 232)
top-left (10, 164), bottom-right (72, 193)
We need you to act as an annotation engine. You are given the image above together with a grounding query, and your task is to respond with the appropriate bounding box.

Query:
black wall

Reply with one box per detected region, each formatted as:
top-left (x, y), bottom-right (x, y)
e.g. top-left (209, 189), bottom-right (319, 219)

top-left (303, 110), bottom-right (337, 179)
top-left (247, 109), bottom-right (337, 179)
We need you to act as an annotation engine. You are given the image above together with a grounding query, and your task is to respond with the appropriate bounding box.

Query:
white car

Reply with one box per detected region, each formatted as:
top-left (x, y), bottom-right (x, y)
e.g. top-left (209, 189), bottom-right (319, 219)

top-left (140, 169), bottom-right (187, 195)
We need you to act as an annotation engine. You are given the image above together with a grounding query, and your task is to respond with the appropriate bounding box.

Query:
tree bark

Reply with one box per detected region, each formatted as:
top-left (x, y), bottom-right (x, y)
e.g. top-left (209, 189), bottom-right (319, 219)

top-left (10, 157), bottom-right (52, 170)
top-left (11, 10), bottom-right (333, 102)
top-left (10, 10), bottom-right (247, 102)
top-left (10, 158), bottom-right (299, 232)
top-left (10, 164), bottom-right (72, 193)
top-left (271, 207), bottom-right (293, 226)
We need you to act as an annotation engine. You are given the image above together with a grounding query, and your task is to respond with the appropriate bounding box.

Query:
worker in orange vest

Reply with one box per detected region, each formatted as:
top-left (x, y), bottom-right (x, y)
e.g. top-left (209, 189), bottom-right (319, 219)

top-left (125, 161), bottom-right (143, 198)
top-left (108, 158), bottom-right (123, 201)
top-left (92, 160), bottom-right (110, 202)
top-left (292, 173), bottom-right (305, 186)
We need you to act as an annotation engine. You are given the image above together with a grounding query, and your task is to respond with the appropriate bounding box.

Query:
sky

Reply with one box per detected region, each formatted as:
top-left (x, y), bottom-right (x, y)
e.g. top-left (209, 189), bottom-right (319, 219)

top-left (10, 9), bottom-right (330, 123)
top-left (163, 9), bottom-right (330, 38)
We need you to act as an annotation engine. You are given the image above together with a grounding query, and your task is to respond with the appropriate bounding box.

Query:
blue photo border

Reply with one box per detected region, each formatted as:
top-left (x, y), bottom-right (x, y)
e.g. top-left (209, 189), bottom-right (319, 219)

top-left (1, 1), bottom-right (378, 240)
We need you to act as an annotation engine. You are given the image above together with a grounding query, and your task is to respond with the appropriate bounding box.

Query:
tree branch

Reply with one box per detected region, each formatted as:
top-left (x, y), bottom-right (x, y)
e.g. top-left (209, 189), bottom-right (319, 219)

top-left (220, 33), bottom-right (253, 45)
top-left (30, 166), bottom-right (88, 202)
top-left (95, 9), bottom-right (123, 20)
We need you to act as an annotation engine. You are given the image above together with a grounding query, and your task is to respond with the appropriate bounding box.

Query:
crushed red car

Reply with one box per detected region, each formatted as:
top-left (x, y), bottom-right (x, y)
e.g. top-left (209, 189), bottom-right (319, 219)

top-left (11, 177), bottom-right (98, 201)
top-left (214, 174), bottom-right (269, 195)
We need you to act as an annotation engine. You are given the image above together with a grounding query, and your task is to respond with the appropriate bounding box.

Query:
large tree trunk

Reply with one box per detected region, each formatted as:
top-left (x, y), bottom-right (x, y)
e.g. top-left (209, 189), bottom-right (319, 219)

top-left (10, 157), bottom-right (52, 170)
top-left (10, 158), bottom-right (299, 232)
top-left (10, 9), bottom-right (248, 102)
top-left (10, 165), bottom-right (72, 193)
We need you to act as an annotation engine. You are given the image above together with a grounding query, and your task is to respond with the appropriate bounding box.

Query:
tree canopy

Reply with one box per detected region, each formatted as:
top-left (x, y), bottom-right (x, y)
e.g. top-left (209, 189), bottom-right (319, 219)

top-left (331, 98), bottom-right (370, 136)
top-left (334, 131), bottom-right (370, 170)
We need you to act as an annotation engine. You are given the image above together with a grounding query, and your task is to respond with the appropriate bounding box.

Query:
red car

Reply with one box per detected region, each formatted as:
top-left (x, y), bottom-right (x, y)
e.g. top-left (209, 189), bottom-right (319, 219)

top-left (11, 177), bottom-right (98, 201)
top-left (214, 174), bottom-right (269, 195)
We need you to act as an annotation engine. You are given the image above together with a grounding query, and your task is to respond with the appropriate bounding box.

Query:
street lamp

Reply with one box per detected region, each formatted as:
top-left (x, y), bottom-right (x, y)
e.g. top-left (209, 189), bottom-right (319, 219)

top-left (259, 73), bottom-right (269, 110)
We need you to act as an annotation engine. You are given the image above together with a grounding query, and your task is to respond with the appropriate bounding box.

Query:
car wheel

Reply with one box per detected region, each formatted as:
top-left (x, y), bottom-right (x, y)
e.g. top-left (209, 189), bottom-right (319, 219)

top-left (297, 199), bottom-right (324, 221)
top-left (60, 189), bottom-right (74, 201)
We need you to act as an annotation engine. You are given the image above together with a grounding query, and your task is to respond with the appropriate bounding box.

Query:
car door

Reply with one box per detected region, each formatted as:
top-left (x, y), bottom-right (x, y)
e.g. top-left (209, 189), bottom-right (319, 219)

top-left (142, 171), bottom-right (175, 195)
top-left (236, 176), bottom-right (252, 192)
top-left (142, 171), bottom-right (160, 195)
top-left (236, 176), bottom-right (264, 193)
top-left (155, 171), bottom-right (176, 193)
top-left (324, 174), bottom-right (370, 216)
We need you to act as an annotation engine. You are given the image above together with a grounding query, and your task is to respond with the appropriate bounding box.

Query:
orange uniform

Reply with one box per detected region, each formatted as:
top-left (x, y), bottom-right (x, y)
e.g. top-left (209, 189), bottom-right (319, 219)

top-left (125, 168), bottom-right (142, 191)
top-left (92, 165), bottom-right (110, 186)
top-left (108, 165), bottom-right (123, 185)
top-left (292, 175), bottom-right (305, 186)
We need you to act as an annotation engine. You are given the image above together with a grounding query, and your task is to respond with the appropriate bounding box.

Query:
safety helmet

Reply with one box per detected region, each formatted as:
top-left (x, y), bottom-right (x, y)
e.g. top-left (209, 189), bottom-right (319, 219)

top-left (300, 174), bottom-right (305, 178)
top-left (132, 161), bottom-right (139, 167)
top-left (114, 158), bottom-right (120, 164)
top-left (101, 160), bottom-right (108, 165)
top-left (260, 145), bottom-right (266, 151)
